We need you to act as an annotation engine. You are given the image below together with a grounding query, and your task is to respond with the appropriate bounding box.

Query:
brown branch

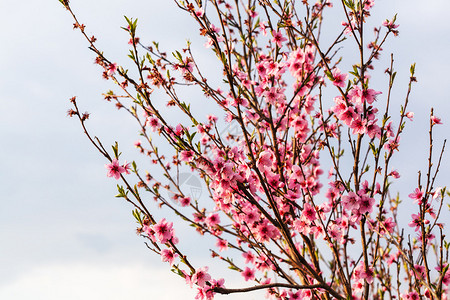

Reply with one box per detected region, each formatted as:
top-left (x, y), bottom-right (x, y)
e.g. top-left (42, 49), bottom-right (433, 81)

top-left (212, 283), bottom-right (323, 295)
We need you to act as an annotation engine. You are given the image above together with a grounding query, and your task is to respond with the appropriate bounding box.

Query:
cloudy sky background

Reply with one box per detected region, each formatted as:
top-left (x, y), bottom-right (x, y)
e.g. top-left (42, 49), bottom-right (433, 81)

top-left (1, 0), bottom-right (450, 299)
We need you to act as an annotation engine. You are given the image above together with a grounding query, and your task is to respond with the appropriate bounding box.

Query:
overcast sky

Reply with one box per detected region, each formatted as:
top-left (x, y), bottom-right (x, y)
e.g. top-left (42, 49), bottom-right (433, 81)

top-left (1, 0), bottom-right (450, 299)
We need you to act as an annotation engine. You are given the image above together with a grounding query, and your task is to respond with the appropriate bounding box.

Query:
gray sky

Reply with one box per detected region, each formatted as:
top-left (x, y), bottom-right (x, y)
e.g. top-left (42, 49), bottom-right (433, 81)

top-left (1, 0), bottom-right (449, 299)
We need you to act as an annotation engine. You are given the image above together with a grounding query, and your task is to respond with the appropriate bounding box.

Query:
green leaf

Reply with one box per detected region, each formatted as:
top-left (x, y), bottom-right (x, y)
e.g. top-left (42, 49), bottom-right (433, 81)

top-left (115, 185), bottom-right (127, 198)
top-left (128, 50), bottom-right (136, 61)
top-left (343, 0), bottom-right (355, 10)
top-left (188, 132), bottom-right (196, 144)
top-left (112, 141), bottom-right (121, 159)
top-left (324, 70), bottom-right (333, 81)
top-left (58, 0), bottom-right (69, 7)
top-left (349, 65), bottom-right (359, 77)
top-left (369, 142), bottom-right (378, 156)
top-left (172, 50), bottom-right (183, 62)
top-left (363, 164), bottom-right (370, 173)
top-left (132, 209), bottom-right (142, 225)
top-left (228, 265), bottom-right (240, 271)
top-left (410, 63), bottom-right (416, 76)
top-left (124, 16), bottom-right (138, 34)
top-left (146, 53), bottom-right (155, 65)
top-left (390, 71), bottom-right (397, 85)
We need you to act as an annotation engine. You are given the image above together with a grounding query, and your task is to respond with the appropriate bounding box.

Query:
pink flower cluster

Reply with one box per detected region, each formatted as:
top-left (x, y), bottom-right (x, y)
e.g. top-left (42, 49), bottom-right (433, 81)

top-left (143, 218), bottom-right (177, 244)
top-left (105, 159), bottom-right (131, 179)
top-left (78, 0), bottom-right (449, 298)
top-left (332, 85), bottom-right (382, 137)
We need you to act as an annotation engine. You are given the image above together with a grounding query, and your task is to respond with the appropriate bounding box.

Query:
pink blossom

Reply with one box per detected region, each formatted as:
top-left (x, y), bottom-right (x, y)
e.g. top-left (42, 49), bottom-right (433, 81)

top-left (255, 220), bottom-right (280, 242)
top-left (291, 115), bottom-right (309, 134)
top-left (359, 195), bottom-right (375, 214)
top-left (105, 159), bottom-right (126, 179)
top-left (327, 223), bottom-right (342, 241)
top-left (342, 191), bottom-right (360, 210)
top-left (431, 115), bottom-right (442, 125)
top-left (413, 264), bottom-right (426, 279)
top-left (339, 107), bottom-right (357, 126)
top-left (363, 266), bottom-right (374, 284)
top-left (197, 279), bottom-right (224, 300)
top-left (207, 114), bottom-right (218, 123)
top-left (232, 96), bottom-right (249, 107)
top-left (195, 8), bottom-right (204, 17)
top-left (366, 120), bottom-right (381, 139)
top-left (145, 116), bottom-right (160, 132)
top-left (364, 0), bottom-right (375, 10)
top-left (351, 118), bottom-right (367, 135)
top-left (183, 270), bottom-right (194, 288)
top-left (443, 269), bottom-right (450, 286)
top-left (122, 160), bottom-right (131, 174)
top-left (192, 267), bottom-right (211, 288)
top-left (406, 111), bottom-right (414, 120)
top-left (204, 37), bottom-right (214, 48)
top-left (259, 21), bottom-right (267, 36)
top-left (293, 218), bottom-right (311, 235)
top-left (382, 217), bottom-right (396, 234)
top-left (180, 150), bottom-right (195, 162)
top-left (153, 218), bottom-right (174, 244)
top-left (362, 88), bottom-right (381, 104)
top-left (382, 19), bottom-right (399, 30)
top-left (385, 121), bottom-right (395, 137)
top-left (408, 188), bottom-right (424, 204)
top-left (266, 60), bottom-right (286, 77)
top-left (174, 124), bottom-right (184, 136)
top-left (384, 137), bottom-right (400, 151)
top-left (432, 187), bottom-right (442, 199)
top-left (242, 251), bottom-right (255, 264)
top-left (241, 267), bottom-right (255, 281)
top-left (128, 37), bottom-right (140, 45)
top-left (107, 63), bottom-right (117, 76)
top-left (195, 288), bottom-right (207, 300)
top-left (302, 202), bottom-right (317, 223)
top-left (161, 248), bottom-right (178, 265)
top-left (331, 68), bottom-right (348, 88)
top-left (205, 213), bottom-right (220, 227)
top-left (264, 87), bottom-right (283, 105)
top-left (271, 30), bottom-right (287, 48)
top-left (342, 19), bottom-right (357, 35)
top-left (300, 290), bottom-right (313, 300)
top-left (179, 196), bottom-right (191, 207)
top-left (216, 239), bottom-right (228, 251)
top-left (257, 150), bottom-right (273, 172)
top-left (288, 290), bottom-right (302, 300)
top-left (256, 61), bottom-right (267, 77)
top-left (242, 206), bottom-right (259, 224)
top-left (265, 170), bottom-right (280, 188)
top-left (311, 224), bottom-right (324, 239)
top-left (193, 212), bottom-right (205, 223)
top-left (388, 169), bottom-right (400, 178)
top-left (408, 213), bottom-right (421, 231)
top-left (402, 291), bottom-right (420, 300)
top-left (247, 8), bottom-right (258, 18)
top-left (348, 85), bottom-right (362, 103)
top-left (387, 252), bottom-right (400, 266)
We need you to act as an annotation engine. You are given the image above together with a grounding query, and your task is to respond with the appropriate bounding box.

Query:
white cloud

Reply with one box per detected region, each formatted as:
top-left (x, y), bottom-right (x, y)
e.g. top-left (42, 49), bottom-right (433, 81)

top-left (0, 263), bottom-right (196, 300)
top-left (0, 262), bottom-right (267, 300)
